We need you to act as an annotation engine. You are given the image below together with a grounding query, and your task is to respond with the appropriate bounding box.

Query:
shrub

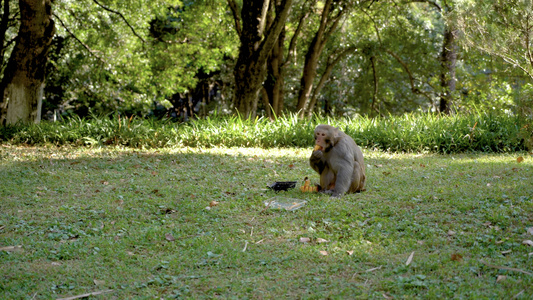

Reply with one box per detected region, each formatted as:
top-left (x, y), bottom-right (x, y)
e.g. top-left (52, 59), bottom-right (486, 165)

top-left (0, 112), bottom-right (530, 153)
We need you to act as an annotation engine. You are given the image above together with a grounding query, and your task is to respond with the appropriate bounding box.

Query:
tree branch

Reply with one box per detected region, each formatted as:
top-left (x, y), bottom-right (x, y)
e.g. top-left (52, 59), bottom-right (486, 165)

top-left (371, 55), bottom-right (380, 116)
top-left (0, 0), bottom-right (9, 52)
top-left (53, 13), bottom-right (107, 64)
top-left (324, 5), bottom-right (346, 41)
top-left (385, 49), bottom-right (434, 102)
top-left (258, 0), bottom-right (293, 64)
top-left (92, 0), bottom-right (145, 43)
top-left (526, 12), bottom-right (533, 71)
top-left (258, 0), bottom-right (270, 38)
top-left (285, 1), bottom-right (312, 65)
top-left (227, 0), bottom-right (242, 37)
top-left (306, 46), bottom-right (356, 116)
top-left (409, 0), bottom-right (441, 11)
top-left (361, 6), bottom-right (382, 44)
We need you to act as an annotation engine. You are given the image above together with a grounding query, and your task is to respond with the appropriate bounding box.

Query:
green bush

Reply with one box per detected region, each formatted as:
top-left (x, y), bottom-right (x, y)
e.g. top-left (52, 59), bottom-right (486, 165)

top-left (0, 112), bottom-right (530, 153)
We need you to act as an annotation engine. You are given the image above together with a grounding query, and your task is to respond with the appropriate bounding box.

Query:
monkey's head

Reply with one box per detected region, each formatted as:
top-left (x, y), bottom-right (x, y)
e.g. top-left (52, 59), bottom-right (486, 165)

top-left (314, 124), bottom-right (340, 152)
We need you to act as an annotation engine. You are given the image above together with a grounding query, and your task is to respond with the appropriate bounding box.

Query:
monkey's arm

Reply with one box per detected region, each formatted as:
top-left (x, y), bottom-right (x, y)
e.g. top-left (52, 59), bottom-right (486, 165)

top-left (309, 150), bottom-right (326, 174)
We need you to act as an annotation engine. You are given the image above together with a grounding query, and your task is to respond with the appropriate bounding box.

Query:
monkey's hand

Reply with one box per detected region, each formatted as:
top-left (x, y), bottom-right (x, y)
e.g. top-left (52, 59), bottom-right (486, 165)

top-left (310, 149), bottom-right (323, 161)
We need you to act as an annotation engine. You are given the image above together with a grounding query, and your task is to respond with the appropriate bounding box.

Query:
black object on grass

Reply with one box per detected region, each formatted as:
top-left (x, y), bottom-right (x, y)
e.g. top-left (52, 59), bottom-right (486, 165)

top-left (268, 181), bottom-right (297, 191)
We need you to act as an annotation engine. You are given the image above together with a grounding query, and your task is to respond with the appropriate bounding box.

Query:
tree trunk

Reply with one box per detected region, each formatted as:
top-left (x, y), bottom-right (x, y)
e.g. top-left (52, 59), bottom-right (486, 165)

top-left (439, 26), bottom-right (457, 114)
top-left (262, 0), bottom-right (310, 118)
top-left (0, 0), bottom-right (55, 125)
top-left (296, 36), bottom-right (321, 114)
top-left (231, 0), bottom-right (292, 119)
top-left (295, 0), bottom-right (345, 118)
top-left (263, 2), bottom-right (286, 118)
top-left (370, 55), bottom-right (379, 117)
top-left (306, 47), bottom-right (355, 117)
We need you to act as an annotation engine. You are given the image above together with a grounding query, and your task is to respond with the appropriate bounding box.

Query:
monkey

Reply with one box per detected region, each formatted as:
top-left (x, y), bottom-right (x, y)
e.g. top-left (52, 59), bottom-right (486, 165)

top-left (309, 124), bottom-right (366, 197)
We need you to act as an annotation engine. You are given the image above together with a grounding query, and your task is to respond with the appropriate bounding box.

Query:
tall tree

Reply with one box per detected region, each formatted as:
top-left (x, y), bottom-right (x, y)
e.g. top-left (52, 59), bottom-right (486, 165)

top-left (305, 46), bottom-right (356, 117)
top-left (0, 0), bottom-right (55, 125)
top-left (436, 0), bottom-right (457, 114)
top-left (229, 0), bottom-right (293, 119)
top-left (262, 0), bottom-right (309, 118)
top-left (295, 0), bottom-right (348, 117)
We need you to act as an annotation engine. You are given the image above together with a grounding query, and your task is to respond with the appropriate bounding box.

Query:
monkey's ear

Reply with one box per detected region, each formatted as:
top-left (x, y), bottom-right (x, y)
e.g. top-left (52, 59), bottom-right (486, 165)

top-left (331, 131), bottom-right (341, 146)
top-left (331, 128), bottom-right (342, 145)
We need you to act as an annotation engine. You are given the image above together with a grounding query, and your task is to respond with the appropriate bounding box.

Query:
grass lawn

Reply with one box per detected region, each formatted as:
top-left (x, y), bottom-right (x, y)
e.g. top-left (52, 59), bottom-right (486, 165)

top-left (1, 145), bottom-right (532, 299)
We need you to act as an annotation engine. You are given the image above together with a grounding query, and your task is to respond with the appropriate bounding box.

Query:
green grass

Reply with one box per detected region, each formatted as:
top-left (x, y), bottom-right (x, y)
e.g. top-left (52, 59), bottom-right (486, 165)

top-left (1, 145), bottom-right (532, 298)
top-left (1, 112), bottom-right (531, 152)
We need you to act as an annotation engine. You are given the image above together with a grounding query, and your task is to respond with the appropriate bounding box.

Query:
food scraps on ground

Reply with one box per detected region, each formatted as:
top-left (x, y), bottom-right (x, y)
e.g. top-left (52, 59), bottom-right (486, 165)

top-left (300, 178), bottom-right (318, 193)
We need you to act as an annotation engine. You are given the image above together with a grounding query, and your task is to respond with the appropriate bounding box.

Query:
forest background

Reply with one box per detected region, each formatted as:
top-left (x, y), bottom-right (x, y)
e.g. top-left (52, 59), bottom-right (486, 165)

top-left (0, 0), bottom-right (532, 127)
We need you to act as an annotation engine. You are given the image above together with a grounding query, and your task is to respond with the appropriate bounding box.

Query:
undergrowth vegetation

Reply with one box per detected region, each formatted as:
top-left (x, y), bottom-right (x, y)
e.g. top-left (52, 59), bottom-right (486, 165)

top-left (0, 112), bottom-right (531, 153)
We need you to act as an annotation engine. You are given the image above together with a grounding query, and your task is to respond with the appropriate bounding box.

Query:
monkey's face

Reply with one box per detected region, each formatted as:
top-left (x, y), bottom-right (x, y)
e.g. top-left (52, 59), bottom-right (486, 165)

top-left (314, 129), bottom-right (332, 151)
top-left (314, 125), bottom-right (339, 152)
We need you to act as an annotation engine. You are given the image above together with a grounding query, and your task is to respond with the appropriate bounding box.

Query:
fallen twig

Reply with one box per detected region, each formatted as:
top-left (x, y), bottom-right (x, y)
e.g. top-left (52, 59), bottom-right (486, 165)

top-left (365, 265), bottom-right (383, 273)
top-left (512, 290), bottom-right (525, 299)
top-left (352, 265), bottom-right (382, 279)
top-left (251, 201), bottom-right (273, 222)
top-left (479, 259), bottom-right (533, 276)
top-left (56, 289), bottom-right (113, 300)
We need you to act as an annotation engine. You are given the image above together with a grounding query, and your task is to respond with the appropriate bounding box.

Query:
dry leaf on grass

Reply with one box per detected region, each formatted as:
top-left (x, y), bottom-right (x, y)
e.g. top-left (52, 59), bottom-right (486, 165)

top-left (522, 240), bottom-right (533, 246)
top-left (93, 279), bottom-right (105, 286)
top-left (517, 156), bottom-right (524, 163)
top-left (209, 201), bottom-right (219, 207)
top-left (316, 238), bottom-right (329, 243)
top-left (451, 253), bottom-right (463, 262)
top-left (165, 233), bottom-right (175, 242)
top-left (527, 227), bottom-right (533, 235)
top-left (319, 250), bottom-right (328, 256)
top-left (406, 251), bottom-right (415, 266)
top-left (0, 245), bottom-right (23, 252)
top-left (299, 237), bottom-right (311, 243)
top-left (346, 250), bottom-right (354, 256)
top-left (496, 275), bottom-right (507, 283)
